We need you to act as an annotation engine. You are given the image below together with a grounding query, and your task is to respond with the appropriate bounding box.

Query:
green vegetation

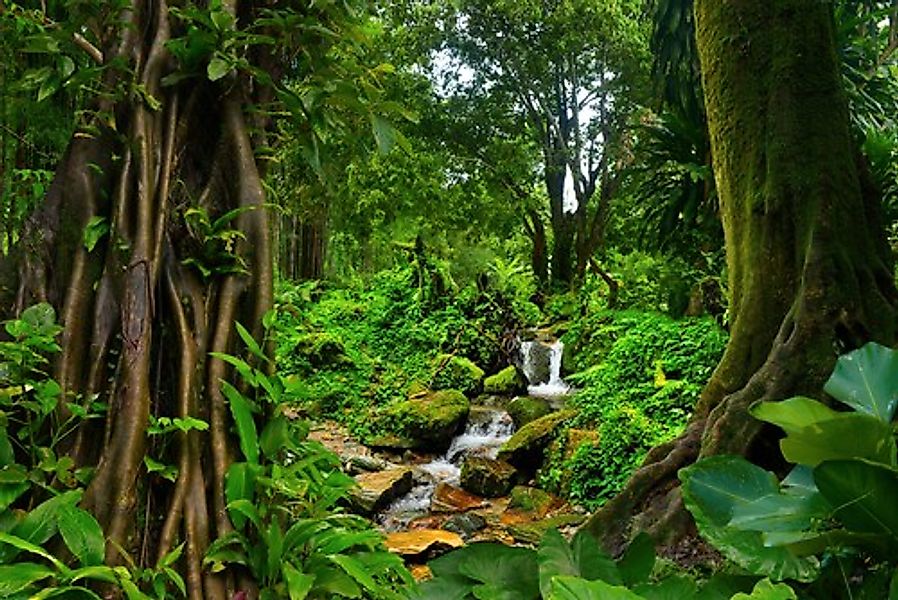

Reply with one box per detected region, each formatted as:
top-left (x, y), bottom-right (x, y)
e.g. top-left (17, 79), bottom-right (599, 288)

top-left (1, 0), bottom-right (897, 597)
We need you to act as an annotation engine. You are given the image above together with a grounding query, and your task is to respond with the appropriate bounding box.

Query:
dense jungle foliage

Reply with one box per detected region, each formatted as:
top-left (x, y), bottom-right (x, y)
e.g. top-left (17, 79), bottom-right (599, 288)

top-left (1, 0), bottom-right (898, 599)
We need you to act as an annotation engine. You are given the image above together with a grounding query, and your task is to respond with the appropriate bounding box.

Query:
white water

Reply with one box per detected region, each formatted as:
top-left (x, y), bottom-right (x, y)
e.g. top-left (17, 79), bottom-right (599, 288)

top-left (521, 340), bottom-right (571, 399)
top-left (377, 408), bottom-right (514, 531)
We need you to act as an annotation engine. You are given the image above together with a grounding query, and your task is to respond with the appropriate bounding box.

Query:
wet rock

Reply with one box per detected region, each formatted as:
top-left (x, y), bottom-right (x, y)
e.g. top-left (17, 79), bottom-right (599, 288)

top-left (506, 513), bottom-right (587, 545)
top-left (349, 468), bottom-right (413, 515)
top-left (372, 389), bottom-right (470, 451)
top-left (497, 409), bottom-right (577, 472)
top-left (443, 512), bottom-right (487, 538)
top-left (506, 396), bottom-right (552, 428)
top-left (507, 485), bottom-right (556, 518)
top-left (345, 455), bottom-right (394, 474)
top-left (483, 366), bottom-right (528, 395)
top-left (431, 355), bottom-right (485, 396)
top-left (431, 483), bottom-right (485, 513)
top-left (385, 529), bottom-right (465, 559)
top-left (460, 457), bottom-right (518, 498)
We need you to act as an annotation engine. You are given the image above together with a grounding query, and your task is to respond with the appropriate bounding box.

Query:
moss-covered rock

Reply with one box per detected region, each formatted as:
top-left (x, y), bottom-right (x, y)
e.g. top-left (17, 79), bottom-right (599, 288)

top-left (373, 389), bottom-right (470, 451)
top-left (506, 513), bottom-right (586, 544)
top-left (508, 485), bottom-right (556, 516)
top-left (292, 332), bottom-right (351, 369)
top-left (506, 396), bottom-right (552, 428)
top-left (497, 409), bottom-right (577, 472)
top-left (483, 366), bottom-right (527, 395)
top-left (459, 457), bottom-right (518, 498)
top-left (431, 354), bottom-right (485, 395)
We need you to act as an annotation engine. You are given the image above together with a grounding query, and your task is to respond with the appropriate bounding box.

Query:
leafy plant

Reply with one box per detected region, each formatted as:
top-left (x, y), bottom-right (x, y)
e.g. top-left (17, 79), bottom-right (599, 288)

top-left (681, 342), bottom-right (898, 594)
top-left (205, 323), bottom-right (412, 599)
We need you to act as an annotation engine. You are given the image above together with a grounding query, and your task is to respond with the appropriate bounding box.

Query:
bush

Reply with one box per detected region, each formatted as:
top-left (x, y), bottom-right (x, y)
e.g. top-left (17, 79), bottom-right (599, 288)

top-left (541, 311), bottom-right (727, 507)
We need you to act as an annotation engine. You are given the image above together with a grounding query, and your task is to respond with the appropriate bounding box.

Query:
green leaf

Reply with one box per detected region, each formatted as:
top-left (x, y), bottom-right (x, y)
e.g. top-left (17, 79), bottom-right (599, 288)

top-left (778, 414), bottom-right (896, 467)
top-left (82, 216), bottom-right (110, 252)
top-left (225, 462), bottom-right (259, 529)
top-left (408, 575), bottom-right (473, 600)
top-left (371, 115), bottom-right (397, 155)
top-left (221, 382), bottom-right (259, 464)
top-left (679, 457), bottom-right (819, 581)
top-left (0, 562), bottom-right (55, 595)
top-left (226, 499), bottom-right (262, 531)
top-left (633, 576), bottom-right (698, 600)
top-left (824, 342), bottom-right (898, 422)
top-left (730, 578), bottom-right (797, 599)
top-left (616, 532), bottom-right (655, 587)
top-left (548, 576), bottom-right (645, 600)
top-left (235, 322), bottom-right (267, 363)
top-left (330, 554), bottom-right (380, 593)
top-left (207, 55), bottom-right (231, 81)
top-left (68, 565), bottom-right (119, 584)
top-left (283, 562), bottom-right (314, 600)
top-left (11, 490), bottom-right (81, 549)
top-left (260, 415), bottom-right (290, 459)
top-left (814, 459), bottom-right (898, 539)
top-left (430, 543), bottom-right (539, 599)
top-left (750, 397), bottom-right (840, 433)
top-left (729, 490), bottom-right (831, 533)
top-left (58, 507), bottom-right (105, 566)
top-left (0, 532), bottom-right (68, 572)
top-left (538, 529), bottom-right (620, 598)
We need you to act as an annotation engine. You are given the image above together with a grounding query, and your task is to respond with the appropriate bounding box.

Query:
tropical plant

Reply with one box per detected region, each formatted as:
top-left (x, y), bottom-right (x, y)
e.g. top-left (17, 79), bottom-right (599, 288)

top-left (204, 323), bottom-right (412, 599)
top-left (680, 342), bottom-right (898, 596)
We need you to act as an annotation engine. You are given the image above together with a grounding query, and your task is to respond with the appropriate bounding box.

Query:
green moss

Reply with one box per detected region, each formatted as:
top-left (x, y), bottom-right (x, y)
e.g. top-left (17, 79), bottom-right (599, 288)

top-left (431, 354), bottom-right (485, 395)
top-left (375, 389), bottom-right (470, 450)
top-left (498, 410), bottom-right (577, 471)
top-left (483, 366), bottom-right (527, 395)
top-left (506, 396), bottom-right (552, 428)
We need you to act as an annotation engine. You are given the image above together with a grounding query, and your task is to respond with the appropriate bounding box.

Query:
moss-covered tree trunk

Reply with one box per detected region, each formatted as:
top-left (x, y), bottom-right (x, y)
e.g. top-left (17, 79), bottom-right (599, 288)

top-left (8, 3), bottom-right (277, 598)
top-left (584, 0), bottom-right (898, 550)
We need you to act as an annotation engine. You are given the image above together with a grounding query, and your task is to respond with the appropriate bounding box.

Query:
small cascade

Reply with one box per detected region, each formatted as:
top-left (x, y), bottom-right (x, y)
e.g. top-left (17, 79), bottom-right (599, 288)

top-left (378, 408), bottom-right (514, 531)
top-left (521, 339), bottom-right (570, 399)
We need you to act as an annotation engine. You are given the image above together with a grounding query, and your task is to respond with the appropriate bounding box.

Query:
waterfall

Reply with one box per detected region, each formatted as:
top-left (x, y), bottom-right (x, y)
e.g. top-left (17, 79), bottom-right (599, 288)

top-left (377, 408), bottom-right (514, 530)
top-left (521, 339), bottom-right (570, 398)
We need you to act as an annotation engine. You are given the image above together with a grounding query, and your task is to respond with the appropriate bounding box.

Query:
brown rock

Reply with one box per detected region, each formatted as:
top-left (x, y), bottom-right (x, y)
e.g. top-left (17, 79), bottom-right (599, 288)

top-left (385, 529), bottom-right (464, 559)
top-left (431, 483), bottom-right (485, 513)
top-left (349, 468), bottom-right (413, 515)
top-left (459, 457), bottom-right (518, 498)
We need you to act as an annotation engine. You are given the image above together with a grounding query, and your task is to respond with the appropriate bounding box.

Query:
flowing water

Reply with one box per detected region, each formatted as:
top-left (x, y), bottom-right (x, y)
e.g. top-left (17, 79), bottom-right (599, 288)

top-left (521, 339), bottom-right (571, 399)
top-left (378, 408), bottom-right (515, 531)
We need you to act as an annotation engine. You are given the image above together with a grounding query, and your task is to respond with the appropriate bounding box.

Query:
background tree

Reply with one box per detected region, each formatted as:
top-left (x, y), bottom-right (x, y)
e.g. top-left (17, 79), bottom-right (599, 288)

top-left (583, 0), bottom-right (898, 549)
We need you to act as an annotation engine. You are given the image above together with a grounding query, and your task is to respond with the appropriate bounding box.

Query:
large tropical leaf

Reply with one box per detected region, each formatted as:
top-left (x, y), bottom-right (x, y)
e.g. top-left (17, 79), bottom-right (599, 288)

top-left (823, 342), bottom-right (898, 422)
top-left (537, 529), bottom-right (620, 597)
top-left (749, 398), bottom-right (840, 433)
top-left (679, 456), bottom-right (819, 581)
top-left (814, 459), bottom-right (898, 541)
top-left (777, 413), bottom-right (895, 467)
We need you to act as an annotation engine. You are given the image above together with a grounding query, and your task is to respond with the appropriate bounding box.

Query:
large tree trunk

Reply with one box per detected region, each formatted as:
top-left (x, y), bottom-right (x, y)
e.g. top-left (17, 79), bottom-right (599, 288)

top-left (583, 0), bottom-right (898, 551)
top-left (11, 3), bottom-right (274, 598)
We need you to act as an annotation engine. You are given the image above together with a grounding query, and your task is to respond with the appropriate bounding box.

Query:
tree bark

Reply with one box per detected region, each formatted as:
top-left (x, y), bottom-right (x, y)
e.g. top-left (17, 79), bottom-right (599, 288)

top-left (12, 3), bottom-right (275, 598)
top-left (583, 0), bottom-right (898, 552)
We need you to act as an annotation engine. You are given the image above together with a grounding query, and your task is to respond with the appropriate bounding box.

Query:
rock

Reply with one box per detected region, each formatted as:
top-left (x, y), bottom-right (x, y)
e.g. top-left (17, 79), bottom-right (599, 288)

top-left (497, 410), bottom-right (577, 472)
top-left (374, 390), bottom-right (470, 451)
top-left (506, 396), bottom-right (552, 428)
top-left (520, 341), bottom-right (553, 384)
top-left (506, 513), bottom-right (587, 545)
top-left (345, 455), bottom-right (393, 474)
top-left (292, 332), bottom-right (351, 370)
top-left (443, 513), bottom-right (487, 538)
top-left (460, 457), bottom-right (518, 498)
top-left (483, 366), bottom-right (528, 395)
top-left (508, 485), bottom-right (556, 517)
top-left (348, 468), bottom-right (413, 515)
top-left (385, 529), bottom-right (465, 559)
top-left (431, 483), bottom-right (485, 513)
top-left (431, 354), bottom-right (485, 395)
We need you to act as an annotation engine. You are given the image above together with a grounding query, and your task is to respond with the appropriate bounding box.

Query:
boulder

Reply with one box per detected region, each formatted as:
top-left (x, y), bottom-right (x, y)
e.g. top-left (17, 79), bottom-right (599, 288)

top-left (348, 468), bottom-right (413, 515)
top-left (431, 354), bottom-right (485, 395)
top-left (508, 485), bottom-right (556, 517)
top-left (431, 483), bottom-right (485, 513)
top-left (506, 396), bottom-right (552, 428)
top-left (460, 457), bottom-right (518, 498)
top-left (385, 529), bottom-right (464, 559)
top-left (497, 410), bottom-right (577, 472)
top-left (373, 390), bottom-right (470, 451)
top-left (483, 366), bottom-right (528, 395)
top-left (443, 513), bottom-right (487, 538)
top-left (506, 513), bottom-right (587, 545)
